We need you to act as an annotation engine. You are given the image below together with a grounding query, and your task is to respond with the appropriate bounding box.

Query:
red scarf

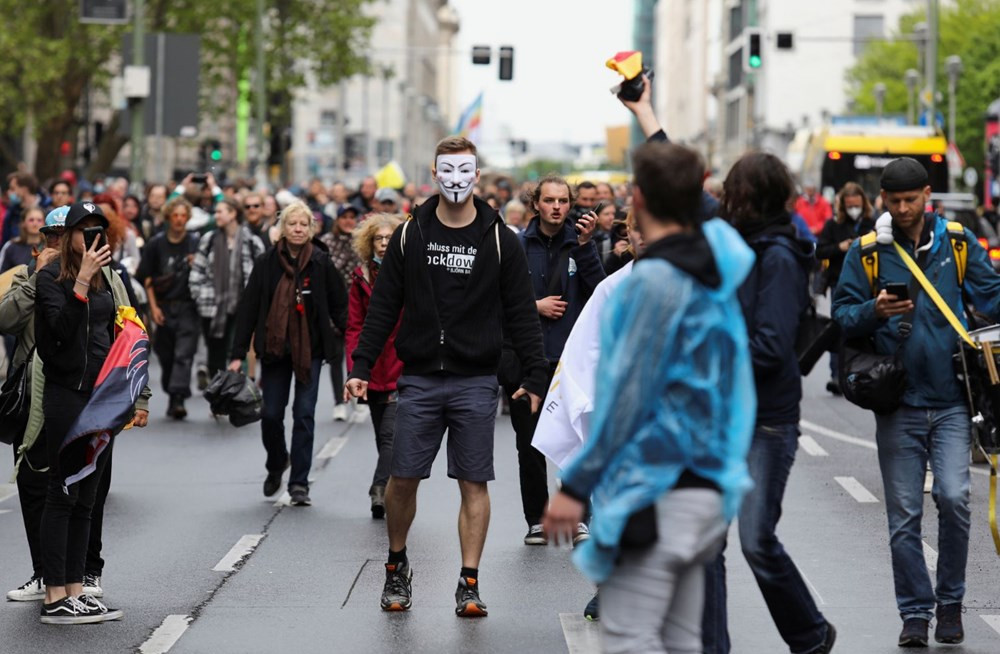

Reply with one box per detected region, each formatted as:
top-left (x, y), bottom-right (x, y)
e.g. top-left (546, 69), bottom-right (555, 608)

top-left (265, 240), bottom-right (313, 383)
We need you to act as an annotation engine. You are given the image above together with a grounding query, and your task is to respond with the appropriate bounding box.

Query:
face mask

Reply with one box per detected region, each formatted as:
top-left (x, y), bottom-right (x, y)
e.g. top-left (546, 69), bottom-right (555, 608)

top-left (846, 207), bottom-right (863, 220)
top-left (7, 192), bottom-right (19, 205)
top-left (373, 254), bottom-right (383, 265)
top-left (435, 154), bottom-right (477, 205)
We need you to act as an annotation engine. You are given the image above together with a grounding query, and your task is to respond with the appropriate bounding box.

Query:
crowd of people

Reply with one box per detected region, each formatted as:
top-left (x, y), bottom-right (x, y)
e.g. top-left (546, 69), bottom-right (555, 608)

top-left (1, 73), bottom-right (998, 654)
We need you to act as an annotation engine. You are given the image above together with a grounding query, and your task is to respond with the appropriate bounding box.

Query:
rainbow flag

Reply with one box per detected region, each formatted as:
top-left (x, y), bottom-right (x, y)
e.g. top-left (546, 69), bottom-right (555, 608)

top-left (454, 92), bottom-right (483, 143)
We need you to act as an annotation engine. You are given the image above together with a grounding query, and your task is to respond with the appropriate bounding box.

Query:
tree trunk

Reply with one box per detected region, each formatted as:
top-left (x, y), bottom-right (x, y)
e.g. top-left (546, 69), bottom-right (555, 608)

top-left (86, 110), bottom-right (130, 179)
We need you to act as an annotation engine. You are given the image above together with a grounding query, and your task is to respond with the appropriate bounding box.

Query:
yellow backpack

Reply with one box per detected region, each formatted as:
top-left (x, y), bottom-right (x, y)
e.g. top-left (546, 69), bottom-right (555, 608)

top-left (858, 221), bottom-right (969, 296)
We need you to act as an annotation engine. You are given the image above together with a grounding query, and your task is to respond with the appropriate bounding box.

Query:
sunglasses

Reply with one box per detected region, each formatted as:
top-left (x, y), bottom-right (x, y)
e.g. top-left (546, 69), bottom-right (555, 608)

top-left (245, 203), bottom-right (261, 209)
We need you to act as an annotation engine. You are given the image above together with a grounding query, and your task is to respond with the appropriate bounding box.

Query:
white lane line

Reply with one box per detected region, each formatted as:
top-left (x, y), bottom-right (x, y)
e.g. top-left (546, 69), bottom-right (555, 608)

top-left (922, 540), bottom-right (938, 572)
top-left (318, 436), bottom-right (348, 460)
top-left (212, 534), bottom-right (265, 572)
top-left (138, 614), bottom-right (192, 654)
top-left (835, 476), bottom-right (880, 503)
top-left (560, 613), bottom-right (601, 654)
top-left (981, 615), bottom-right (1000, 636)
top-left (798, 435), bottom-right (829, 457)
top-left (274, 492), bottom-right (290, 507)
top-left (0, 483), bottom-right (17, 504)
top-left (0, 509), bottom-right (11, 515)
top-left (801, 420), bottom-right (876, 450)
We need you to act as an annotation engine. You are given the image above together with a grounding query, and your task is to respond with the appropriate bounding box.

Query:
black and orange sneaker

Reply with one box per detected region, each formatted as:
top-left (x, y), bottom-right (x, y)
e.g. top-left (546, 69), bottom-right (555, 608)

top-left (380, 561), bottom-right (412, 612)
top-left (455, 576), bottom-right (487, 617)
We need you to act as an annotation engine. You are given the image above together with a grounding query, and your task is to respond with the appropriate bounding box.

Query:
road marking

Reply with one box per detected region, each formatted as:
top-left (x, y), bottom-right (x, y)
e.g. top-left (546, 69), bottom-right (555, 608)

top-left (798, 435), bottom-right (829, 457)
top-left (0, 509), bottom-right (11, 515)
top-left (0, 484), bottom-right (17, 504)
top-left (318, 436), bottom-right (348, 460)
top-left (793, 562), bottom-right (827, 605)
top-left (212, 534), bottom-right (265, 572)
top-left (560, 613), bottom-right (601, 654)
top-left (922, 541), bottom-right (938, 572)
top-left (981, 615), bottom-right (1000, 636)
top-left (835, 476), bottom-right (880, 503)
top-left (138, 614), bottom-right (192, 654)
top-left (274, 492), bottom-right (290, 507)
top-left (801, 420), bottom-right (990, 477)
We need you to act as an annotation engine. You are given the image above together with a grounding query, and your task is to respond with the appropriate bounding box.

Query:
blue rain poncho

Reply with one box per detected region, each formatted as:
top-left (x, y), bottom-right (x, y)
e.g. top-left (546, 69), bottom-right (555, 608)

top-left (560, 219), bottom-right (757, 583)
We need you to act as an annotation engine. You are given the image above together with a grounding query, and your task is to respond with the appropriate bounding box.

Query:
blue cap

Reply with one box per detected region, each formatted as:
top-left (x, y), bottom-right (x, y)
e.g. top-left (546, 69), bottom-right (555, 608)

top-left (42, 206), bottom-right (70, 233)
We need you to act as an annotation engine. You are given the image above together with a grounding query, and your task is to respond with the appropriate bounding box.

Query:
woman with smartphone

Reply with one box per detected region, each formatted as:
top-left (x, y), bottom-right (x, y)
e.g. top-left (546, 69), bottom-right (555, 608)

top-left (33, 202), bottom-right (149, 624)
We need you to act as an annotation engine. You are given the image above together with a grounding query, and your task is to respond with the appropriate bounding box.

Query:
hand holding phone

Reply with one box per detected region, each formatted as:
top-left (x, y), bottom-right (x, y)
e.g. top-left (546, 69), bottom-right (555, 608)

top-left (83, 226), bottom-right (106, 252)
top-left (884, 282), bottom-right (909, 302)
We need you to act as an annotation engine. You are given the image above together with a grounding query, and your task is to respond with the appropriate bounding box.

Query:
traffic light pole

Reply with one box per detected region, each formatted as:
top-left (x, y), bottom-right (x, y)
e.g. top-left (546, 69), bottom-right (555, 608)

top-left (926, 0), bottom-right (939, 125)
top-left (254, 0), bottom-right (267, 187)
top-left (130, 0), bottom-right (145, 189)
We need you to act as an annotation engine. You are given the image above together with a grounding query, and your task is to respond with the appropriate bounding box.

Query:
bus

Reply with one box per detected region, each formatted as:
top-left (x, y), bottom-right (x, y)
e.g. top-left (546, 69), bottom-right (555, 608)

top-left (793, 123), bottom-right (949, 201)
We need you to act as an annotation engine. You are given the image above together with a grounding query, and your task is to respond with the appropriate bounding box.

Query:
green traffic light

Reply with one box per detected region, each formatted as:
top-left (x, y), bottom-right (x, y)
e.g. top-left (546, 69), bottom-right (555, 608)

top-left (749, 55), bottom-right (762, 68)
top-left (211, 150), bottom-right (222, 161)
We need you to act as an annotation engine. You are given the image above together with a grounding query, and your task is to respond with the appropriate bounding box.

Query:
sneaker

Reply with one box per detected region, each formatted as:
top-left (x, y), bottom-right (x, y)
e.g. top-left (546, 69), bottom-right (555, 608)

top-left (77, 594), bottom-right (122, 621)
top-left (573, 523), bottom-right (591, 545)
top-left (814, 622), bottom-right (837, 653)
top-left (935, 603), bottom-right (964, 644)
top-left (524, 524), bottom-right (547, 546)
top-left (167, 395), bottom-right (187, 420)
top-left (898, 617), bottom-right (929, 648)
top-left (455, 576), bottom-right (488, 617)
top-left (196, 365), bottom-right (210, 391)
top-left (826, 379), bottom-right (842, 396)
top-left (380, 561), bottom-right (412, 611)
top-left (289, 485), bottom-right (312, 506)
top-left (39, 596), bottom-right (105, 625)
top-left (370, 485), bottom-right (386, 520)
top-left (82, 574), bottom-right (103, 598)
top-left (332, 404), bottom-right (349, 422)
top-left (584, 592), bottom-right (599, 621)
top-left (263, 459), bottom-right (290, 497)
top-left (7, 577), bottom-right (44, 602)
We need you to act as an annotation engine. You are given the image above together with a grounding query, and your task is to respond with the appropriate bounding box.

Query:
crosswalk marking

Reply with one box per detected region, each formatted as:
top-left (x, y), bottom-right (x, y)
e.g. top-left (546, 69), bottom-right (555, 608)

top-left (798, 435), bottom-right (829, 457)
top-left (138, 614), bottom-right (192, 654)
top-left (834, 476), bottom-right (880, 503)
top-left (212, 534), bottom-right (265, 572)
top-left (560, 613), bottom-right (600, 654)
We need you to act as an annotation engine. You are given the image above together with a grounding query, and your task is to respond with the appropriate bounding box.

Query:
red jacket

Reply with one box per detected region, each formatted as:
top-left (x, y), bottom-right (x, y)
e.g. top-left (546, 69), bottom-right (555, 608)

top-left (794, 195), bottom-right (833, 235)
top-left (345, 265), bottom-right (402, 392)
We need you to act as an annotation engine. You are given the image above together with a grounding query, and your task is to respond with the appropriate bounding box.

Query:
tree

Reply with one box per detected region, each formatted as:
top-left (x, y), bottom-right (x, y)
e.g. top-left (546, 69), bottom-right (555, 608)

top-left (846, 0), bottom-right (1000, 177)
top-left (0, 0), bottom-right (375, 183)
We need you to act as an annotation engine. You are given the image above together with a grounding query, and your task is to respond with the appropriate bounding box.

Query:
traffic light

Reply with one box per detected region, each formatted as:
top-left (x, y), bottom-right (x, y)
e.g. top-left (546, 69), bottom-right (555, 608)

top-left (199, 138), bottom-right (223, 169)
top-left (499, 46), bottom-right (514, 81)
top-left (472, 45), bottom-right (491, 65)
top-left (744, 28), bottom-right (763, 71)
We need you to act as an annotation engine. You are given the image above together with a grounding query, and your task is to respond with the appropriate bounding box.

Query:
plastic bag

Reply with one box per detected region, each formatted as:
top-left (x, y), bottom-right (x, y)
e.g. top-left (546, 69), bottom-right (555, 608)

top-left (204, 370), bottom-right (262, 427)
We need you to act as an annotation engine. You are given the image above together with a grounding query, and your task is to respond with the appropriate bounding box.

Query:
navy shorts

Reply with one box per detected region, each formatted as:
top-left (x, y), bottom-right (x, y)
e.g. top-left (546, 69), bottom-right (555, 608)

top-left (391, 374), bottom-right (499, 482)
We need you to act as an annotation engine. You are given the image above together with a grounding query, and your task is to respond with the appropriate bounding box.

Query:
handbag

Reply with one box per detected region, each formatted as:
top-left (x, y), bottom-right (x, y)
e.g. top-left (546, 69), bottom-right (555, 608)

top-left (796, 304), bottom-right (840, 376)
top-left (0, 347), bottom-right (34, 445)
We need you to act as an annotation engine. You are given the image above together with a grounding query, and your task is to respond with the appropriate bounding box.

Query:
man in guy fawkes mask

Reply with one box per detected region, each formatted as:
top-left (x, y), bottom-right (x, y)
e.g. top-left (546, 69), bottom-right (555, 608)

top-left (346, 137), bottom-right (549, 618)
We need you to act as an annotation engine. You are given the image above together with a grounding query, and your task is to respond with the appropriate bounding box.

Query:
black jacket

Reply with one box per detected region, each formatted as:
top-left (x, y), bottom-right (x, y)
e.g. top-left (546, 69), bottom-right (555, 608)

top-left (349, 195), bottom-right (549, 396)
top-left (35, 262), bottom-right (117, 392)
top-left (737, 226), bottom-right (814, 425)
top-left (230, 238), bottom-right (347, 363)
top-left (815, 215), bottom-right (875, 293)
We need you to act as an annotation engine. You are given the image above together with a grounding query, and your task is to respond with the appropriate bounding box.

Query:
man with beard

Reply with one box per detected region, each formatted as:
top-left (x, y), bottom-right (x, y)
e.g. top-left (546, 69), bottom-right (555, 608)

top-left (346, 136), bottom-right (548, 618)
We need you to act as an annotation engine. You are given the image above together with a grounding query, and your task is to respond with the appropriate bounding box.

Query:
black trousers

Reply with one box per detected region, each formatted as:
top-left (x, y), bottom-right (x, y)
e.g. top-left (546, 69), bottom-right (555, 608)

top-left (86, 436), bottom-right (113, 576)
top-left (328, 335), bottom-right (346, 405)
top-left (505, 364), bottom-right (557, 527)
top-left (154, 301), bottom-right (199, 399)
top-left (368, 393), bottom-right (397, 489)
top-left (40, 384), bottom-right (110, 587)
top-left (12, 437), bottom-right (48, 580)
top-left (201, 314), bottom-right (237, 382)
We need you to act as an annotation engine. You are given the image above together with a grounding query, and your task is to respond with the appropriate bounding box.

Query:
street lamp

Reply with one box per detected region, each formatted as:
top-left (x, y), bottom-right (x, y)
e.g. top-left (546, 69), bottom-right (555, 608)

top-left (905, 69), bottom-right (921, 125)
top-left (945, 54), bottom-right (963, 145)
top-left (874, 82), bottom-right (887, 120)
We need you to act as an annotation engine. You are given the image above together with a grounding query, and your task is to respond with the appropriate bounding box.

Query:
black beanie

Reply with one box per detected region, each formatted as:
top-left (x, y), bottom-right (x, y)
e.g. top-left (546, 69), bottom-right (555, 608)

top-left (880, 157), bottom-right (929, 192)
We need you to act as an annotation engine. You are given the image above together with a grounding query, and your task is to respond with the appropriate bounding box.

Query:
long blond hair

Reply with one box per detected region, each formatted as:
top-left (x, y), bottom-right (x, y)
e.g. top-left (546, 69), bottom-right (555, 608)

top-left (353, 213), bottom-right (404, 263)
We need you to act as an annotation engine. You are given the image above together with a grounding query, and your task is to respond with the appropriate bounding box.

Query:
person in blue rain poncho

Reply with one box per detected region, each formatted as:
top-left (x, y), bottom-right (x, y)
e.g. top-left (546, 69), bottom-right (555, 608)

top-left (543, 141), bottom-right (756, 654)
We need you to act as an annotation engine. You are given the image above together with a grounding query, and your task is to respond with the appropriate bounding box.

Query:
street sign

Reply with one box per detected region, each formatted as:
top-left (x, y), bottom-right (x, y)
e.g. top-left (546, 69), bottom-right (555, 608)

top-left (119, 33), bottom-right (201, 138)
top-left (964, 167), bottom-right (978, 188)
top-left (79, 0), bottom-right (128, 24)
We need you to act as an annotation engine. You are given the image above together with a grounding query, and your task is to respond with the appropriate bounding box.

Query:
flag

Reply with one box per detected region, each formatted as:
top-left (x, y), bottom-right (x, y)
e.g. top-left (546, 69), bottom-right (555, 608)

top-left (59, 306), bottom-right (149, 487)
top-left (453, 92), bottom-right (483, 144)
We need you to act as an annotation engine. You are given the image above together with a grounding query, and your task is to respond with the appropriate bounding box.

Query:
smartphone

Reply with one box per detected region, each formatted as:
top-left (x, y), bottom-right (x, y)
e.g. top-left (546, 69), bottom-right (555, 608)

top-left (191, 173), bottom-right (208, 184)
top-left (83, 226), bottom-right (106, 252)
top-left (884, 282), bottom-right (909, 301)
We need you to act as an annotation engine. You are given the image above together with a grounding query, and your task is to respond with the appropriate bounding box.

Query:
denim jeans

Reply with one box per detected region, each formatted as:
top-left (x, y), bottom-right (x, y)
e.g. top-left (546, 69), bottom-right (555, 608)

top-left (260, 357), bottom-right (323, 490)
top-left (703, 423), bottom-right (828, 654)
top-left (874, 405), bottom-right (971, 621)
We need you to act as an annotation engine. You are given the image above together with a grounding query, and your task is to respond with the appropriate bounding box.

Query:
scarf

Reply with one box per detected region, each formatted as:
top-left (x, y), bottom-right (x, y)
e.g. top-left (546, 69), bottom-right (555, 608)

top-left (210, 227), bottom-right (244, 338)
top-left (266, 240), bottom-right (313, 383)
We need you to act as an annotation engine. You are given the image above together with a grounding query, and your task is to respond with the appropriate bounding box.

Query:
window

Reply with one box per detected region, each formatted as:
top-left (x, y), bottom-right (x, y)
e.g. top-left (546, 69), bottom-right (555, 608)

top-left (726, 98), bottom-right (741, 143)
top-left (853, 14), bottom-right (884, 56)
top-left (728, 49), bottom-right (743, 90)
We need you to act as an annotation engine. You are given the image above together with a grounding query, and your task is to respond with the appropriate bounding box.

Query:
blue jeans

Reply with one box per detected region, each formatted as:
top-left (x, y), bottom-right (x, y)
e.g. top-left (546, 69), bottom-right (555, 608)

top-left (702, 424), bottom-right (828, 654)
top-left (260, 357), bottom-right (323, 490)
top-left (874, 405), bottom-right (971, 621)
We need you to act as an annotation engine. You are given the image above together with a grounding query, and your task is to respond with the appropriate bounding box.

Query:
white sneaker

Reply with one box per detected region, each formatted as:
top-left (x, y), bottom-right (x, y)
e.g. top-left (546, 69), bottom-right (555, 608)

top-left (332, 404), bottom-right (349, 422)
top-left (82, 574), bottom-right (103, 598)
top-left (7, 577), bottom-right (44, 602)
top-left (351, 403), bottom-right (369, 423)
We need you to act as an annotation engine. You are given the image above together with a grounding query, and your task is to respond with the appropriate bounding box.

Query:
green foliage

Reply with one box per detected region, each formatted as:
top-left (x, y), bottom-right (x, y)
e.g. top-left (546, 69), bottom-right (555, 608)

top-left (846, 0), bottom-right (1000, 175)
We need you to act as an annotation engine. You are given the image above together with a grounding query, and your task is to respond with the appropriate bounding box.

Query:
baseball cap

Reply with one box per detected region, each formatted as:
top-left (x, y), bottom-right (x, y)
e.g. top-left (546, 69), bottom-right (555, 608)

top-left (65, 201), bottom-right (108, 229)
top-left (42, 206), bottom-right (70, 234)
top-left (375, 188), bottom-right (400, 205)
top-left (337, 204), bottom-right (360, 219)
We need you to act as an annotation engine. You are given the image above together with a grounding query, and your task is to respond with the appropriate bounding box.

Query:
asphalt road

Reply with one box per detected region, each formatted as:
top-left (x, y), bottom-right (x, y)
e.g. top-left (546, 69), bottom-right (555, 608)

top-left (2, 355), bottom-right (1000, 653)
